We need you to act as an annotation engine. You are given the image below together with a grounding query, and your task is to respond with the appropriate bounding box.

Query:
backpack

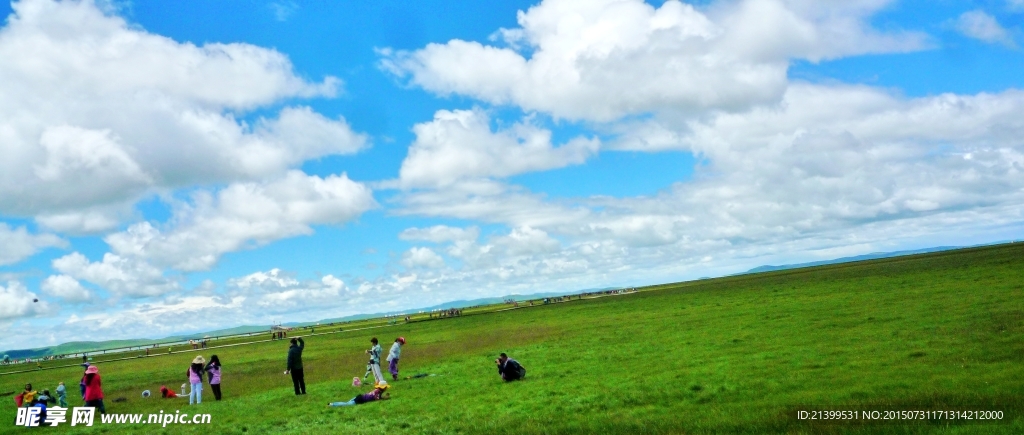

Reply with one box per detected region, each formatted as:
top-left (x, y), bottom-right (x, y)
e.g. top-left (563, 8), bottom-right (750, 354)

top-left (508, 359), bottom-right (526, 379)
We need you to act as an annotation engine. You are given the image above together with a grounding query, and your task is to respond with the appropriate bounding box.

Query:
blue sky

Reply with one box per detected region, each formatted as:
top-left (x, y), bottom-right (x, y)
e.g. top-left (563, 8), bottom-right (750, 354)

top-left (2, 0), bottom-right (1023, 351)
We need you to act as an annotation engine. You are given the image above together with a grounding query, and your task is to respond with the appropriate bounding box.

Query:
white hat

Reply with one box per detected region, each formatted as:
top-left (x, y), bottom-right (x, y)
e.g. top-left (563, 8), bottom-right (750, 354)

top-left (142, 390), bottom-right (151, 398)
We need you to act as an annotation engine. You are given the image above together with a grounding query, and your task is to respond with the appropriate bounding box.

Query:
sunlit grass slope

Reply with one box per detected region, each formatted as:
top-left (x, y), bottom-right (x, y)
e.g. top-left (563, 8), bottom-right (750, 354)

top-left (3, 243), bottom-right (1022, 434)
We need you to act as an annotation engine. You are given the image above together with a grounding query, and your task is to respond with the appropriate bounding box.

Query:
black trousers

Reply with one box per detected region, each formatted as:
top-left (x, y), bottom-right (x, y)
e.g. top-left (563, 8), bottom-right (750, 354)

top-left (85, 399), bottom-right (106, 414)
top-left (290, 369), bottom-right (306, 395)
top-left (211, 383), bottom-right (222, 400)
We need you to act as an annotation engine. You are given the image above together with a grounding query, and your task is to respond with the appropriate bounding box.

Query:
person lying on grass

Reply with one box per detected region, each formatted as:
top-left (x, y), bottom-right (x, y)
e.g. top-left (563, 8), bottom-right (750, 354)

top-left (327, 385), bottom-right (390, 407)
top-left (160, 385), bottom-right (184, 398)
top-left (495, 353), bottom-right (526, 382)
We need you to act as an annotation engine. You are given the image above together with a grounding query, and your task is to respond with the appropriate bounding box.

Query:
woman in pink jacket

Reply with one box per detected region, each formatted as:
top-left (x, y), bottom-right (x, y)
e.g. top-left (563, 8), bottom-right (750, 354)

top-left (83, 365), bottom-right (105, 414)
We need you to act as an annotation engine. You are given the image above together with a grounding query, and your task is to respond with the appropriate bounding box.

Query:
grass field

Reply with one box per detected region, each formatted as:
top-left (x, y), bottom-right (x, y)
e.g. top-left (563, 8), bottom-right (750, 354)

top-left (3, 243), bottom-right (1023, 434)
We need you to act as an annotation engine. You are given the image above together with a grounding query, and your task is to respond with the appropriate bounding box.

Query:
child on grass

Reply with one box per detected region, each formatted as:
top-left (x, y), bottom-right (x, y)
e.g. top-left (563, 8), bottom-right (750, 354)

top-left (327, 385), bottom-right (390, 407)
top-left (387, 337), bottom-right (405, 381)
top-left (364, 338), bottom-right (385, 386)
top-left (56, 382), bottom-right (68, 407)
top-left (21, 384), bottom-right (37, 406)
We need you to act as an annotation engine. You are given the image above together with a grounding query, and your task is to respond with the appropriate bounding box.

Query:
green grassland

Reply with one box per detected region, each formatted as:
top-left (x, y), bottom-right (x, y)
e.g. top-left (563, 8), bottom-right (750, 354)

top-left (3, 243), bottom-right (1023, 434)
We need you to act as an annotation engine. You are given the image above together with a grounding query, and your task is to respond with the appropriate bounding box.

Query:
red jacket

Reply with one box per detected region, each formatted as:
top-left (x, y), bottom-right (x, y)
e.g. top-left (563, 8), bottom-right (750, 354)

top-left (83, 374), bottom-right (104, 401)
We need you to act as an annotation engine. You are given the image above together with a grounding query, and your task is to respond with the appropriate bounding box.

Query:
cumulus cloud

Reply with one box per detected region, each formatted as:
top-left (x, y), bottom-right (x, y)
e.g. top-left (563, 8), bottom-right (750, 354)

top-left (14, 268), bottom-right (348, 348)
top-left (52, 252), bottom-right (180, 298)
top-left (395, 180), bottom-right (590, 228)
top-left (402, 247), bottom-right (446, 269)
top-left (399, 225), bottom-right (480, 243)
top-left (0, 223), bottom-right (65, 266)
top-left (394, 109), bottom-right (598, 188)
top-left (0, 281), bottom-right (51, 320)
top-left (228, 268), bottom-right (300, 290)
top-left (391, 84), bottom-right (1024, 279)
top-left (40, 274), bottom-right (92, 302)
top-left (105, 171), bottom-right (376, 271)
top-left (34, 204), bottom-right (132, 234)
top-left (492, 226), bottom-right (561, 256)
top-left (0, 0), bottom-right (363, 230)
top-left (381, 0), bottom-right (926, 121)
top-left (226, 269), bottom-right (351, 312)
top-left (954, 10), bottom-right (1015, 46)
top-left (60, 295), bottom-right (248, 340)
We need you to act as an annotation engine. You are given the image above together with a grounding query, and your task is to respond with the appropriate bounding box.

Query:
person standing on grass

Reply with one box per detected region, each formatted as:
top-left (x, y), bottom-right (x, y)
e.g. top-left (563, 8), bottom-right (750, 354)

top-left (79, 363), bottom-right (90, 401)
top-left (387, 337), bottom-right (405, 381)
top-left (83, 365), bottom-right (105, 413)
top-left (365, 337), bottom-right (385, 386)
top-left (205, 355), bottom-right (222, 400)
top-left (56, 381), bottom-right (68, 407)
top-left (286, 337), bottom-right (306, 395)
top-left (187, 355), bottom-right (205, 404)
top-left (495, 353), bottom-right (526, 382)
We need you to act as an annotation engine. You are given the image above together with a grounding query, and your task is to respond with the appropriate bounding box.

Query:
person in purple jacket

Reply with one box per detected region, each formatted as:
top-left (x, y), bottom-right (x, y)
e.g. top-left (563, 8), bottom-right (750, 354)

top-left (204, 355), bottom-right (222, 400)
top-left (187, 356), bottom-right (205, 405)
top-left (327, 385), bottom-right (390, 407)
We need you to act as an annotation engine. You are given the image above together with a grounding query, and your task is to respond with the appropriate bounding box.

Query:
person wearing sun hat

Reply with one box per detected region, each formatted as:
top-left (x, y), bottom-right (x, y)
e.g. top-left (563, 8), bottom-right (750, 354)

top-left (187, 355), bottom-right (206, 405)
top-left (83, 365), bottom-right (106, 413)
top-left (386, 337), bottom-right (405, 381)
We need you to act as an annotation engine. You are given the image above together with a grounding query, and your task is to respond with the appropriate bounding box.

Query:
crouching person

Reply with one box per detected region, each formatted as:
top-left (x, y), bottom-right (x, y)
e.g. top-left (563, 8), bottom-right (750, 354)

top-left (496, 353), bottom-right (526, 382)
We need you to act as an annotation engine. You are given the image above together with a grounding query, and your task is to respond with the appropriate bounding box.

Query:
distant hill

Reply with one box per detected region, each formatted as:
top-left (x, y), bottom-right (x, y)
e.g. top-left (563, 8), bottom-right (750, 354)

top-left (742, 246), bottom-right (960, 274)
top-left (3, 339), bottom-right (156, 360)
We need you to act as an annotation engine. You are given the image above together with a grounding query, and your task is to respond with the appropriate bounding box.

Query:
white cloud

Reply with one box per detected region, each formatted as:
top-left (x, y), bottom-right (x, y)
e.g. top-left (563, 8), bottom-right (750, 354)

top-left (0, 223), bottom-right (65, 265)
top-left (0, 0), bottom-right (362, 228)
top-left (0, 281), bottom-right (51, 320)
top-left (394, 109), bottom-right (598, 188)
top-left (34, 204), bottom-right (132, 234)
top-left (268, 1), bottom-right (298, 22)
top-left (402, 247), bottom-right (446, 269)
top-left (52, 252), bottom-right (180, 298)
top-left (105, 171), bottom-right (376, 271)
top-left (492, 226), bottom-right (561, 256)
top-left (60, 295), bottom-right (248, 340)
top-left (955, 10), bottom-right (1015, 46)
top-left (399, 225), bottom-right (480, 244)
top-left (395, 180), bottom-right (590, 228)
top-left (228, 268), bottom-right (300, 290)
top-left (381, 0), bottom-right (926, 121)
top-left (388, 84), bottom-right (1024, 288)
top-left (1011, 0), bottom-right (1024, 12)
top-left (8, 269), bottom-right (356, 348)
top-left (40, 274), bottom-right (92, 302)
top-left (225, 269), bottom-right (351, 312)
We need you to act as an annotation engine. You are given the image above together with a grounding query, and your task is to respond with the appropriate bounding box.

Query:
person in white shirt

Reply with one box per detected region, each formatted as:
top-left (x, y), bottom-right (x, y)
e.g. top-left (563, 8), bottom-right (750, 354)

top-left (386, 337), bottom-right (405, 381)
top-left (365, 338), bottom-right (385, 386)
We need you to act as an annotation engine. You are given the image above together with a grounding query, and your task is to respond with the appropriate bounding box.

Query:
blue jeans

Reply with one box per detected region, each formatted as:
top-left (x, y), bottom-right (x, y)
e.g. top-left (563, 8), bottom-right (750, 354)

top-left (189, 382), bottom-right (202, 404)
